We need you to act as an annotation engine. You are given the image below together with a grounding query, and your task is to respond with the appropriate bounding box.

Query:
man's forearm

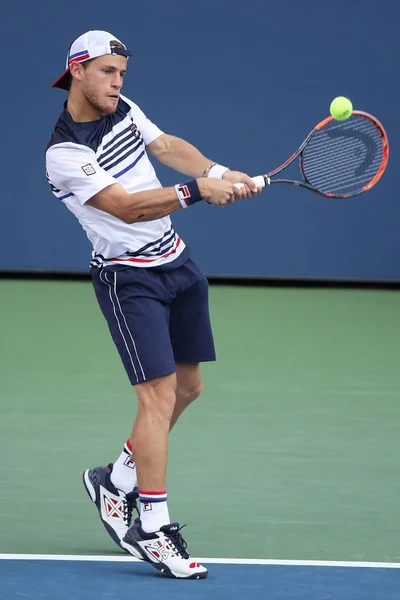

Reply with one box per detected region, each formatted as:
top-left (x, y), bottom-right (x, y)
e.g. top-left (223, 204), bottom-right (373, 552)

top-left (152, 135), bottom-right (213, 178)
top-left (88, 177), bottom-right (234, 224)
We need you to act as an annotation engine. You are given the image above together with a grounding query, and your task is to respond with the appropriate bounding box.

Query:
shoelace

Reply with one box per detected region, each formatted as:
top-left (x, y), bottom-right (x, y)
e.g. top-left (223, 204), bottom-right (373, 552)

top-left (124, 492), bottom-right (140, 527)
top-left (167, 525), bottom-right (190, 559)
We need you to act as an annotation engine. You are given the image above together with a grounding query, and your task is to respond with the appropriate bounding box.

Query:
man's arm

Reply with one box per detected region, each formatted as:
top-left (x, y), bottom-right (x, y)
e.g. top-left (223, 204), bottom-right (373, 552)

top-left (146, 134), bottom-right (213, 178)
top-left (87, 178), bottom-right (239, 224)
top-left (147, 134), bottom-right (259, 196)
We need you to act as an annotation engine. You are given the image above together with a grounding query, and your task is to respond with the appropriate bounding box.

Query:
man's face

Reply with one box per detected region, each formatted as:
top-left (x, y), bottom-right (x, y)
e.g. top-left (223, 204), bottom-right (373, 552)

top-left (78, 54), bottom-right (128, 115)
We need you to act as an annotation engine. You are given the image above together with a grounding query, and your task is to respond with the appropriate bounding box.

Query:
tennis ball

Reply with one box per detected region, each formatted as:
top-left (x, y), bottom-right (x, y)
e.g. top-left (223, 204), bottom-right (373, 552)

top-left (330, 97), bottom-right (353, 120)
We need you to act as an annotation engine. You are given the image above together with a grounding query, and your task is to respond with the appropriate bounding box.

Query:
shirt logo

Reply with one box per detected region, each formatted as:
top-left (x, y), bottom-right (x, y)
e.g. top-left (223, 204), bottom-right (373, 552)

top-left (130, 123), bottom-right (141, 139)
top-left (82, 163), bottom-right (96, 176)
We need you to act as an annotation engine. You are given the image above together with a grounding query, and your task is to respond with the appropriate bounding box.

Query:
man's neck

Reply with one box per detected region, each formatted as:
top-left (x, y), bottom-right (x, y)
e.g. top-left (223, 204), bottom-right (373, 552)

top-left (66, 91), bottom-right (102, 122)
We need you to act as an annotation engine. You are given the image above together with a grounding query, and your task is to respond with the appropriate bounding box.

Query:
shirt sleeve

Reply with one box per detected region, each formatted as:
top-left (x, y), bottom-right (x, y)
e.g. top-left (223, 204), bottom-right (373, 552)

top-left (120, 94), bottom-right (164, 146)
top-left (46, 142), bottom-right (117, 205)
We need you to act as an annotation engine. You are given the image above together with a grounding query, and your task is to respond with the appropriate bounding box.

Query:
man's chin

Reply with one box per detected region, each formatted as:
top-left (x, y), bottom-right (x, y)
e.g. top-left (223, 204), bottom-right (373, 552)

top-left (96, 99), bottom-right (119, 115)
top-left (102, 104), bottom-right (118, 115)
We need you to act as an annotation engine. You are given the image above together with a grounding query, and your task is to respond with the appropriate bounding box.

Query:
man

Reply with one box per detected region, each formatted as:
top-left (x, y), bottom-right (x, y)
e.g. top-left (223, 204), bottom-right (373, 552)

top-left (46, 30), bottom-right (260, 580)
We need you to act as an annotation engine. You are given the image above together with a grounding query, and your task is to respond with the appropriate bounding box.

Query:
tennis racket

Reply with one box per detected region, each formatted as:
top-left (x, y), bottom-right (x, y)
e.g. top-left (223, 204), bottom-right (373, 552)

top-left (236, 110), bottom-right (389, 198)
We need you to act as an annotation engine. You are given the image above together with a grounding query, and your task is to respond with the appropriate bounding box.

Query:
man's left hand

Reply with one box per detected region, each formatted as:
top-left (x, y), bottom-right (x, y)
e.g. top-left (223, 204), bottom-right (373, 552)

top-left (222, 171), bottom-right (262, 199)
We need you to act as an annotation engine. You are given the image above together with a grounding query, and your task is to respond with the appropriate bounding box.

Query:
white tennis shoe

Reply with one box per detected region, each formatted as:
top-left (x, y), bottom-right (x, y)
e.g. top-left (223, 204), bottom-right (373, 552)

top-left (121, 519), bottom-right (208, 579)
top-left (83, 463), bottom-right (142, 558)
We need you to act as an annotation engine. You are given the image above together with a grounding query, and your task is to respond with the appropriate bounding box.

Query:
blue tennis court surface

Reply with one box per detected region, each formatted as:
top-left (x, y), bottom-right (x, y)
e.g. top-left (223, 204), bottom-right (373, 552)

top-left (1, 558), bottom-right (399, 600)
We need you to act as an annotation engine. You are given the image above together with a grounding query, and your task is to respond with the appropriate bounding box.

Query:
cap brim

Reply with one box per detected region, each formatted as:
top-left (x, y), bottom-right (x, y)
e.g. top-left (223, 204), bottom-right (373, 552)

top-left (51, 68), bottom-right (71, 90)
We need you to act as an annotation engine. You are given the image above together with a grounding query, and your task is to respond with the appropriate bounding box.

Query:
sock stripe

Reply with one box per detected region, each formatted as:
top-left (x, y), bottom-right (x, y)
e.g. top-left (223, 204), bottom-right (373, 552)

top-left (124, 439), bottom-right (132, 455)
top-left (139, 490), bottom-right (168, 503)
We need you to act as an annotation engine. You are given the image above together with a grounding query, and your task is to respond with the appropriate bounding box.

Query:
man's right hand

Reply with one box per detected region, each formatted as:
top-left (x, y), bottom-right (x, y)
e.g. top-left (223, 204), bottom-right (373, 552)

top-left (197, 178), bottom-right (240, 207)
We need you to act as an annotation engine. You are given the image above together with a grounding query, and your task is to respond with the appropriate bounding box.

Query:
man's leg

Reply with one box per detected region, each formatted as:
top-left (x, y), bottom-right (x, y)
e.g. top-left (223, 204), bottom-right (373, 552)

top-left (169, 363), bottom-right (202, 431)
top-left (84, 266), bottom-right (177, 549)
top-left (131, 373), bottom-right (177, 491)
top-left (128, 365), bottom-right (201, 527)
top-left (121, 364), bottom-right (202, 501)
top-left (86, 264), bottom-right (208, 577)
top-left (121, 368), bottom-right (208, 578)
top-left (114, 363), bottom-right (202, 496)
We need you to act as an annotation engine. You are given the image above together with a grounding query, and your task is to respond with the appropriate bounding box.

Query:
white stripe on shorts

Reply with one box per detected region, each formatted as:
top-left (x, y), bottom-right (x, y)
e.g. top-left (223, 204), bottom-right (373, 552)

top-left (108, 271), bottom-right (145, 382)
top-left (99, 269), bottom-right (144, 383)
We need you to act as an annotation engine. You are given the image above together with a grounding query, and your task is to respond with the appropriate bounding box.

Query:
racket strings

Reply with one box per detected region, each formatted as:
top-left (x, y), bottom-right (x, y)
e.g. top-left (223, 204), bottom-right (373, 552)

top-left (303, 140), bottom-right (371, 189)
top-left (301, 116), bottom-right (384, 196)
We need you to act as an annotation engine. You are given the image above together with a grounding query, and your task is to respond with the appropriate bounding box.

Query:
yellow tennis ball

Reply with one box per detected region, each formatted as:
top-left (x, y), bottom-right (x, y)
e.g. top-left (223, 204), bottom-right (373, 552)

top-left (330, 97), bottom-right (353, 120)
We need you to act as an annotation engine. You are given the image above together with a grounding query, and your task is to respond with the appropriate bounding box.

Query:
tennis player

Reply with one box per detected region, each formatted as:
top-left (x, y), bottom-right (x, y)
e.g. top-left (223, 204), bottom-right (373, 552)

top-left (46, 30), bottom-right (260, 579)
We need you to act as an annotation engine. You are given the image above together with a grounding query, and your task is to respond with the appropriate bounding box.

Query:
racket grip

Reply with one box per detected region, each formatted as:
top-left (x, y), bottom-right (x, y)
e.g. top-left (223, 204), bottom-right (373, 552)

top-left (233, 175), bottom-right (268, 190)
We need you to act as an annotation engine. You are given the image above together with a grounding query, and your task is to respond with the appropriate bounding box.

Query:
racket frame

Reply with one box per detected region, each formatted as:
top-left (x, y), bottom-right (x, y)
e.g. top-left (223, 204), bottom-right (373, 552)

top-left (259, 110), bottom-right (389, 198)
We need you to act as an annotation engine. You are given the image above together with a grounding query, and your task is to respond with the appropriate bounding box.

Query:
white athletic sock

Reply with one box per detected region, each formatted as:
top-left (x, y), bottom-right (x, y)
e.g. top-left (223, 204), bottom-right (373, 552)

top-left (110, 439), bottom-right (137, 494)
top-left (139, 490), bottom-right (170, 532)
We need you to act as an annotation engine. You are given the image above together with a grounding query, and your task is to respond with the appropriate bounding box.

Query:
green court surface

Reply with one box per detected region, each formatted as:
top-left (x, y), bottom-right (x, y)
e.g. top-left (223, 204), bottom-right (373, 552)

top-left (0, 279), bottom-right (399, 562)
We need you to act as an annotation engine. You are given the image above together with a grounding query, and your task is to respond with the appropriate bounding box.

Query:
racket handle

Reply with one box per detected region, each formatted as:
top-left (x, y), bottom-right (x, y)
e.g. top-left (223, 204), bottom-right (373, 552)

top-left (233, 175), bottom-right (269, 190)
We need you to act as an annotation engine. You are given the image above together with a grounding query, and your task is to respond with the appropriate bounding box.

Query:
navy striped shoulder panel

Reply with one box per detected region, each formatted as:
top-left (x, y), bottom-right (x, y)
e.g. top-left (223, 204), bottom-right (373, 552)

top-left (46, 98), bottom-right (132, 152)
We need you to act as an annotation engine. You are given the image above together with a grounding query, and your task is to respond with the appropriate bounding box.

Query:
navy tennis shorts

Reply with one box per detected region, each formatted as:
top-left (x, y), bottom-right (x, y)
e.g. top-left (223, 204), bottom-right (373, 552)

top-left (90, 258), bottom-right (216, 385)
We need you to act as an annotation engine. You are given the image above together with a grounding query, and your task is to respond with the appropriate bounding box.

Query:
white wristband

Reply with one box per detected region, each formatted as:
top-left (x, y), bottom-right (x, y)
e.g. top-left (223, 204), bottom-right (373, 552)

top-left (207, 164), bottom-right (230, 179)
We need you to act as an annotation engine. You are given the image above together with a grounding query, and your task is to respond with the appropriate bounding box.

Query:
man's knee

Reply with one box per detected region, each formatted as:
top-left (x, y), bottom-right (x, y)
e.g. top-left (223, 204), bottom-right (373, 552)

top-left (135, 374), bottom-right (177, 422)
top-left (177, 378), bottom-right (203, 405)
top-left (176, 364), bottom-right (203, 406)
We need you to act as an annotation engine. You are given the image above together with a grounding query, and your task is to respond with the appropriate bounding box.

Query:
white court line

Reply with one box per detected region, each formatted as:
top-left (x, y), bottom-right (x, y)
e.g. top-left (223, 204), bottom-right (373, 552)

top-left (0, 555), bottom-right (400, 569)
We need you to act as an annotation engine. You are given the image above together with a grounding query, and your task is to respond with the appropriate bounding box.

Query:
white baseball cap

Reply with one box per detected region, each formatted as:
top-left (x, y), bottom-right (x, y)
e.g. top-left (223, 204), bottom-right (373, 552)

top-left (52, 30), bottom-right (131, 90)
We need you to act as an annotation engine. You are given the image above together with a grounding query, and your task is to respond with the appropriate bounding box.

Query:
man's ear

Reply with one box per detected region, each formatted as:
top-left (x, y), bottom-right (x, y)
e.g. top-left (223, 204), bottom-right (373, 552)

top-left (70, 62), bottom-right (85, 83)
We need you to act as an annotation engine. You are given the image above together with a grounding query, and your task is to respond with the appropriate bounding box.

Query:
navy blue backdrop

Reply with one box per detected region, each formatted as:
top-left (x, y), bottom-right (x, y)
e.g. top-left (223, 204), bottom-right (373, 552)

top-left (0, 0), bottom-right (398, 280)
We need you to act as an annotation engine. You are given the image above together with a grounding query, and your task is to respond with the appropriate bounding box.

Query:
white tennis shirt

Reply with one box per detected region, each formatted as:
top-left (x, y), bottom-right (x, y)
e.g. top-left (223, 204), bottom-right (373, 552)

top-left (45, 95), bottom-right (188, 268)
